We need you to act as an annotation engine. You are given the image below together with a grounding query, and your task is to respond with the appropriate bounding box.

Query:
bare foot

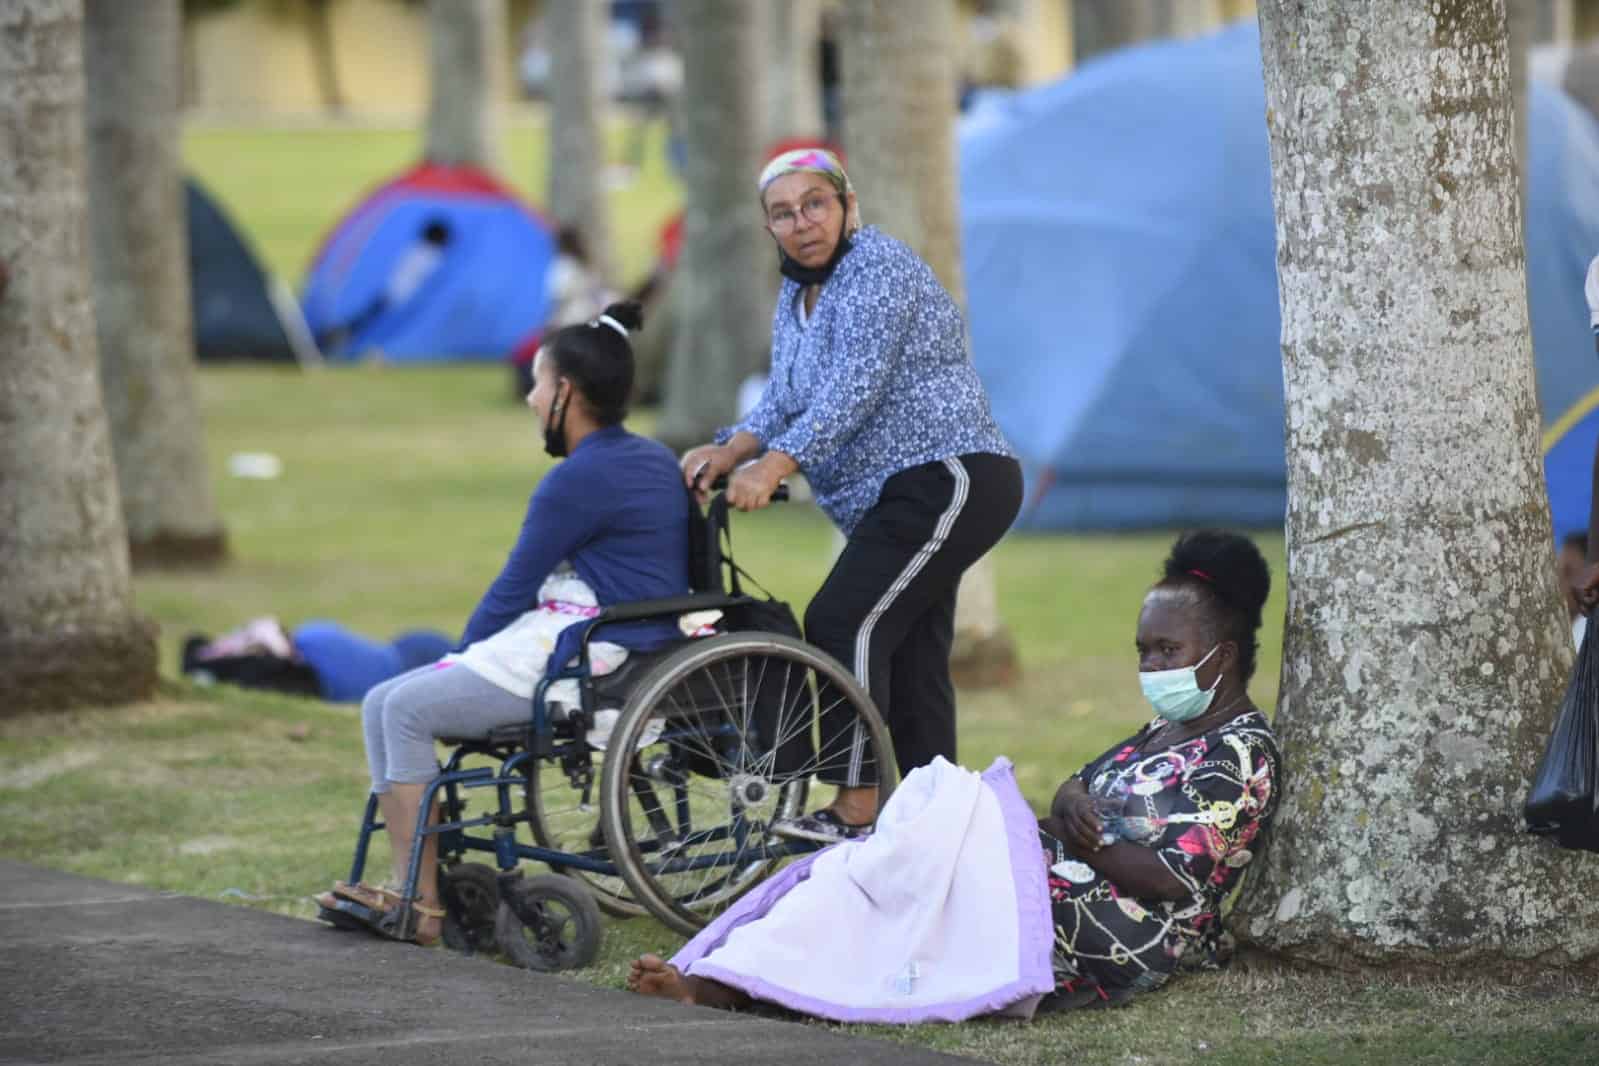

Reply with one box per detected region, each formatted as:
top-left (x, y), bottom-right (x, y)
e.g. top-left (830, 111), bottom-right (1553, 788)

top-left (628, 954), bottom-right (695, 1003)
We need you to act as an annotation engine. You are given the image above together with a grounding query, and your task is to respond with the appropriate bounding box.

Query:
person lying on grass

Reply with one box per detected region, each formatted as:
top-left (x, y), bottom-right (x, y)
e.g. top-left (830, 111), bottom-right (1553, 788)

top-left (629, 530), bottom-right (1281, 1018)
top-left (315, 300), bottom-right (690, 945)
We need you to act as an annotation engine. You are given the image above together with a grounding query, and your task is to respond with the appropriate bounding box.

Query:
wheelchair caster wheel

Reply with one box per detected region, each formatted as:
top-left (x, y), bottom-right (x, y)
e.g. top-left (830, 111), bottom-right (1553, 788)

top-left (441, 862), bottom-right (500, 955)
top-left (494, 873), bottom-right (602, 971)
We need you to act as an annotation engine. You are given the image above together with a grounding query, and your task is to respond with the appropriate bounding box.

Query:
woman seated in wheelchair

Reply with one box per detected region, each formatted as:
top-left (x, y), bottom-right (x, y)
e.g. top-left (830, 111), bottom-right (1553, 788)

top-left (628, 531), bottom-right (1280, 1019)
top-left (316, 300), bottom-right (689, 945)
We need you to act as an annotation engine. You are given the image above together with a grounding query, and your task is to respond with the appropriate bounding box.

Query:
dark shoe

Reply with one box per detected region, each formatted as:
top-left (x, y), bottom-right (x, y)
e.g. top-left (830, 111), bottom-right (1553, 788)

top-left (769, 808), bottom-right (873, 845)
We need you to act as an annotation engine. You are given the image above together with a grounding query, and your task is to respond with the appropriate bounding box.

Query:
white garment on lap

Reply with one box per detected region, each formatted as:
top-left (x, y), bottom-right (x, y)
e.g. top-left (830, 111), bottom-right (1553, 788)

top-left (447, 567), bottom-right (627, 700)
top-left (683, 757), bottom-right (1037, 1018)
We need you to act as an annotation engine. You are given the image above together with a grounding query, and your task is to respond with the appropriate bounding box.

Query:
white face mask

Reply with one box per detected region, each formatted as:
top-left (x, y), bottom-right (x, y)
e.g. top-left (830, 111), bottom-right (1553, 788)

top-left (1138, 645), bottom-right (1222, 722)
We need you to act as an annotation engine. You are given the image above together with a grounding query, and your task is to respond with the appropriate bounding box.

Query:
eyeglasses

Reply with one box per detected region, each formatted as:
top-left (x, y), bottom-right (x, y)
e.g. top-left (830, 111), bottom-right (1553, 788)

top-left (766, 193), bottom-right (838, 234)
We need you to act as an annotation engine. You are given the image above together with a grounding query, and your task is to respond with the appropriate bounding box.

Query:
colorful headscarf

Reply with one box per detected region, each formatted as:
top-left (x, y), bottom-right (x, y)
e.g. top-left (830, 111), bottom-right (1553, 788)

top-left (758, 147), bottom-right (849, 196)
top-left (757, 147), bottom-right (862, 233)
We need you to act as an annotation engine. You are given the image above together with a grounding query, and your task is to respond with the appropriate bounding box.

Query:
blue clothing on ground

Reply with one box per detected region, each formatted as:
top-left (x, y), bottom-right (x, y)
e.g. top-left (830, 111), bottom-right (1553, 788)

top-left (292, 621), bottom-right (454, 703)
top-left (719, 226), bottom-right (1013, 534)
top-left (456, 424), bottom-right (691, 672)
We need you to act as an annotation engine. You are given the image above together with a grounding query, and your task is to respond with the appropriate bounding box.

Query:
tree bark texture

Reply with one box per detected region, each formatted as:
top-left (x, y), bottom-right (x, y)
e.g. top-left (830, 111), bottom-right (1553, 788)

top-left (762, 0), bottom-right (824, 146)
top-left (84, 0), bottom-right (227, 569)
top-left (425, 0), bottom-right (505, 171)
top-left (1235, 0), bottom-right (1599, 971)
top-left (1071, 0), bottom-right (1157, 66)
top-left (546, 0), bottom-right (613, 282)
top-left (840, 0), bottom-right (1017, 689)
top-left (0, 0), bottom-right (158, 713)
top-left (655, 0), bottom-right (770, 451)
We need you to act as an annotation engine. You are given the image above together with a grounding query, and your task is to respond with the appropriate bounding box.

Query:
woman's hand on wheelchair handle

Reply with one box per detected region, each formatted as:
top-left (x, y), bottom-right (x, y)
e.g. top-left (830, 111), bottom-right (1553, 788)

top-left (727, 452), bottom-right (798, 512)
top-left (681, 444), bottom-right (736, 501)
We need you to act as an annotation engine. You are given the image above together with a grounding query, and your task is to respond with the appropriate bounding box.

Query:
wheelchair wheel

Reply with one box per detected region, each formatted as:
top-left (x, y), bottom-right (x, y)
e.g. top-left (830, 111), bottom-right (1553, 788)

top-left (494, 873), bottom-right (602, 972)
top-left (523, 751), bottom-right (648, 920)
top-left (599, 632), bottom-right (896, 937)
top-left (440, 862), bottom-right (499, 955)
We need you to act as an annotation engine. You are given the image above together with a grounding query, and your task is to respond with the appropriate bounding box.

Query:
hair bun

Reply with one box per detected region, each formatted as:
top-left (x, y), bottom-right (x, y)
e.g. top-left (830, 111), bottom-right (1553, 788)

top-left (601, 300), bottom-right (644, 335)
top-left (1162, 530), bottom-right (1271, 617)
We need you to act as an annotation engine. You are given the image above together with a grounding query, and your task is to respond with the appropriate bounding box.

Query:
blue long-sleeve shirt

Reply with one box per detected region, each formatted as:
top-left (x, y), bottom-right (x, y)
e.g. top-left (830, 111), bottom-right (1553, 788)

top-left (719, 226), bottom-right (1013, 533)
top-left (457, 425), bottom-right (690, 671)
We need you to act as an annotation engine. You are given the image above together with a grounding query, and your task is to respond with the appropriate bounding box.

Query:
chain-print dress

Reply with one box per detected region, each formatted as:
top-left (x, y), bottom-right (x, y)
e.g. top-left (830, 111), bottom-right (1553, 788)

top-left (1040, 710), bottom-right (1280, 1002)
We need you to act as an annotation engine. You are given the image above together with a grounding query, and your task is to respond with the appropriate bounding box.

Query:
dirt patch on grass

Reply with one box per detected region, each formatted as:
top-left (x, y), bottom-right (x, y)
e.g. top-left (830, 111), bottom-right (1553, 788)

top-left (177, 835), bottom-right (245, 857)
top-left (0, 748), bottom-right (102, 790)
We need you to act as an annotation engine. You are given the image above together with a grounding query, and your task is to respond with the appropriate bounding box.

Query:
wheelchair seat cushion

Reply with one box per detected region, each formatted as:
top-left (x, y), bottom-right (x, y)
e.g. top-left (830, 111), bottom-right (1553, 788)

top-left (591, 643), bottom-right (683, 707)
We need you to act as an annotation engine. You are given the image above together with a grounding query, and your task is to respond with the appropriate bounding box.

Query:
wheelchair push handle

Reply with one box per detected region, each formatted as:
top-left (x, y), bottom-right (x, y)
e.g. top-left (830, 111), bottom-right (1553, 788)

top-left (705, 472), bottom-right (790, 503)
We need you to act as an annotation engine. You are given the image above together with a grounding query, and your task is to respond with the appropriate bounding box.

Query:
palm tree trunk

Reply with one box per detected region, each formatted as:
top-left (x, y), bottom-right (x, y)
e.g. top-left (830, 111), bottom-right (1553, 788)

top-left (305, 0), bottom-right (345, 114)
top-left (425, 0), bottom-right (505, 171)
top-left (762, 0), bottom-right (825, 145)
top-left (1233, 0), bottom-right (1599, 970)
top-left (546, 0), bottom-right (613, 281)
top-left (841, 0), bottom-right (1018, 689)
top-left (0, 0), bottom-right (158, 713)
top-left (84, 0), bottom-right (227, 569)
top-left (654, 0), bottom-right (770, 452)
top-left (1072, 0), bottom-right (1158, 65)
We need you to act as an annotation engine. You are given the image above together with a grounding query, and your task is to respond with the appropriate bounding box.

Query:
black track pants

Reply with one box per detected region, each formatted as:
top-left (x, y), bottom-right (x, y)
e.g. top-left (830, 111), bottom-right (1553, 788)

top-left (805, 452), bottom-right (1024, 786)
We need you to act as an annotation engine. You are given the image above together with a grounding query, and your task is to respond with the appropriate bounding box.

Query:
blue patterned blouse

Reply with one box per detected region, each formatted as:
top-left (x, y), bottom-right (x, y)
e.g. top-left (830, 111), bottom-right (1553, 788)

top-left (717, 226), bottom-right (1013, 534)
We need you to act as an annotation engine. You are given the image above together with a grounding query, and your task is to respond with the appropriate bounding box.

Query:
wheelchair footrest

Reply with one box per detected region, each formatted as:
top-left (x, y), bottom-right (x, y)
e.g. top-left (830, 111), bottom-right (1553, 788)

top-left (317, 897), bottom-right (382, 933)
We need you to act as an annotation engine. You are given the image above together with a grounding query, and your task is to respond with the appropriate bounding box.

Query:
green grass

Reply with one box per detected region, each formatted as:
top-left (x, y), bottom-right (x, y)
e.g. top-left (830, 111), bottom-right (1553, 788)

top-left (3, 365), bottom-right (1595, 1065)
top-left (183, 117), bottom-right (683, 287)
top-left (8, 123), bottom-right (1594, 1061)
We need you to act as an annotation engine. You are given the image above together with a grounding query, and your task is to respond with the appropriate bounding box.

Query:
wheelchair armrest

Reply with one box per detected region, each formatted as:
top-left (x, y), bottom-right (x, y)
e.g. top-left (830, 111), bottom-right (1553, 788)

top-left (591, 593), bottom-right (743, 626)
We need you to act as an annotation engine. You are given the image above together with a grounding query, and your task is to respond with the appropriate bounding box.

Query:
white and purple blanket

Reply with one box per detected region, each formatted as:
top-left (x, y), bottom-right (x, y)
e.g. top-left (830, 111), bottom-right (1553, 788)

top-left (670, 756), bottom-right (1055, 1024)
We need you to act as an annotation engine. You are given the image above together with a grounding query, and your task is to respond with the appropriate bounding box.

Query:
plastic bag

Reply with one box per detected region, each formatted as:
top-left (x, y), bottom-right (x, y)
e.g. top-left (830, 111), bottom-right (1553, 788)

top-left (1524, 616), bottom-right (1599, 851)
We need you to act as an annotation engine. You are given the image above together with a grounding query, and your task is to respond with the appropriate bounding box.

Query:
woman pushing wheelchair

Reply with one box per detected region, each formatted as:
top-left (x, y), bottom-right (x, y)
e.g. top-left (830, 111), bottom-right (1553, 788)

top-left (680, 147), bottom-right (1022, 844)
top-left (316, 301), bottom-right (691, 945)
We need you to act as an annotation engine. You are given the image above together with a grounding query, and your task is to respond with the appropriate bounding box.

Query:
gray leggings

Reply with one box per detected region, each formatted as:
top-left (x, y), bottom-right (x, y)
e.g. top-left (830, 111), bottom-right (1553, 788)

top-left (361, 662), bottom-right (528, 791)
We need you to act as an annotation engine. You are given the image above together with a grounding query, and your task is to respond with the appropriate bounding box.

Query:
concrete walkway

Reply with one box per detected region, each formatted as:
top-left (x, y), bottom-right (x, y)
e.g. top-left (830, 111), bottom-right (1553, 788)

top-left (0, 862), bottom-right (970, 1065)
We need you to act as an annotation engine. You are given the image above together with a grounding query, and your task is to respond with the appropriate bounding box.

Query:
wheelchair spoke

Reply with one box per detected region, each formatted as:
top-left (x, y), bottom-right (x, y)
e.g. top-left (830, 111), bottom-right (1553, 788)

top-left (602, 632), bottom-right (894, 936)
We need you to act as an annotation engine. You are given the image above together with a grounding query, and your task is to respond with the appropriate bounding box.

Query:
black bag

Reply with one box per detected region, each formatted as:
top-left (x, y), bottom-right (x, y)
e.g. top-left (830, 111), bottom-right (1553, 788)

top-left (717, 594), bottom-right (802, 639)
top-left (677, 492), bottom-right (808, 776)
top-left (1524, 618), bottom-right (1599, 851)
top-left (690, 490), bottom-right (803, 637)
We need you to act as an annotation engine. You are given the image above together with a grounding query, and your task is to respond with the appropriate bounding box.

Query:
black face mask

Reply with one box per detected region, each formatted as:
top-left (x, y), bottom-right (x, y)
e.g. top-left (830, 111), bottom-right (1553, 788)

top-left (773, 196), bottom-right (856, 286)
top-left (542, 382), bottom-right (570, 458)
top-left (778, 230), bottom-right (855, 286)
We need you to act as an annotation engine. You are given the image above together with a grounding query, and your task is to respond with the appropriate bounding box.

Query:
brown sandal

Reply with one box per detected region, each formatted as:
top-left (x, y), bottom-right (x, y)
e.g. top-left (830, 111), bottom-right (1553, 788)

top-left (326, 880), bottom-right (402, 912)
top-left (408, 901), bottom-right (446, 947)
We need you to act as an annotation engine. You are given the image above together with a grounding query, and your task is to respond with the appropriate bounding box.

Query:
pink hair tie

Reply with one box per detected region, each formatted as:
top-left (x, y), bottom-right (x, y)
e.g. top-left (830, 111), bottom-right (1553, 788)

top-left (1188, 569), bottom-right (1213, 582)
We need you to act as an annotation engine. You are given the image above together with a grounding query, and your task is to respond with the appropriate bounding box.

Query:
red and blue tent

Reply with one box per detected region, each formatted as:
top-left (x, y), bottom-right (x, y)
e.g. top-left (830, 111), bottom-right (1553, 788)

top-left (300, 163), bottom-right (556, 363)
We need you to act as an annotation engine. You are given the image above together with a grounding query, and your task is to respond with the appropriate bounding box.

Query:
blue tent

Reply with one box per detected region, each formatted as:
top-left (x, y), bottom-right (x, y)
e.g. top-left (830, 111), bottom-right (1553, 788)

top-left (300, 163), bottom-right (557, 363)
top-left (1546, 393), bottom-right (1599, 542)
top-left (961, 21), bottom-right (1599, 530)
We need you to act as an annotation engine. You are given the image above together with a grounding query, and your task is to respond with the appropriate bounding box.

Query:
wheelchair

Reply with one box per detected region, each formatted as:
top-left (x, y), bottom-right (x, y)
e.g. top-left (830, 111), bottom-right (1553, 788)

top-left (317, 485), bottom-right (898, 970)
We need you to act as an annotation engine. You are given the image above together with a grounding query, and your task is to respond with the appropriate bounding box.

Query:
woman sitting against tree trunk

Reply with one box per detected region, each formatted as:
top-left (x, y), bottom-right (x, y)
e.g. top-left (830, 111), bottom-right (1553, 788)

top-left (628, 530), bottom-right (1280, 1018)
